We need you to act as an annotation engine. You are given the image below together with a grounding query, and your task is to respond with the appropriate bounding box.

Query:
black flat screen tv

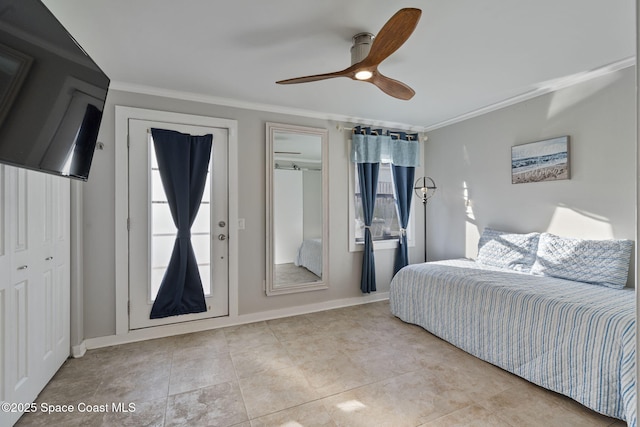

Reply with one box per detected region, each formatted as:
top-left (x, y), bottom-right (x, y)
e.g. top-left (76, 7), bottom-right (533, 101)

top-left (0, 0), bottom-right (109, 181)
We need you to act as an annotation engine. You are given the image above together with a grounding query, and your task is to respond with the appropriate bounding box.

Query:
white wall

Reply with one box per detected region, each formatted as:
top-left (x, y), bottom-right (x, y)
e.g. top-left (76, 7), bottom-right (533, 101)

top-left (424, 66), bottom-right (636, 285)
top-left (303, 170), bottom-right (323, 240)
top-left (81, 67), bottom-right (634, 340)
top-left (83, 89), bottom-right (424, 339)
top-left (274, 169), bottom-right (303, 264)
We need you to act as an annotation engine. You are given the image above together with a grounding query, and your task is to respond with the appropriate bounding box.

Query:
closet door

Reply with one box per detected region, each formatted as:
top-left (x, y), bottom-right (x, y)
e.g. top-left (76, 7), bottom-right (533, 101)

top-left (29, 172), bottom-right (70, 385)
top-left (8, 167), bottom-right (36, 403)
top-left (0, 165), bottom-right (9, 412)
top-left (4, 166), bottom-right (37, 411)
top-left (0, 167), bottom-right (70, 427)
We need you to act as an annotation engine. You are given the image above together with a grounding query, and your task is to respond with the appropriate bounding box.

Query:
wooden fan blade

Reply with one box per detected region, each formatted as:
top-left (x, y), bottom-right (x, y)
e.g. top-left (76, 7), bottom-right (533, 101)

top-left (276, 8), bottom-right (421, 99)
top-left (276, 65), bottom-right (357, 84)
top-left (361, 8), bottom-right (422, 68)
top-left (369, 72), bottom-right (415, 100)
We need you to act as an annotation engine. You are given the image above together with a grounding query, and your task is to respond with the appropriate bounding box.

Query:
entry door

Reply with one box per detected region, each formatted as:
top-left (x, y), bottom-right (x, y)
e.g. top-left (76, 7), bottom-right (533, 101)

top-left (128, 119), bottom-right (229, 329)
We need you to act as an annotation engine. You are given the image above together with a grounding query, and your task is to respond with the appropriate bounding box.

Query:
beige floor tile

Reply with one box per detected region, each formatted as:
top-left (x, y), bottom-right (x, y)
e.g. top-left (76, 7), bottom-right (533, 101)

top-left (297, 352), bottom-right (377, 396)
top-left (165, 382), bottom-right (248, 427)
top-left (238, 366), bottom-right (319, 419)
top-left (53, 351), bottom-right (113, 379)
top-left (34, 370), bottom-right (100, 406)
top-left (98, 337), bottom-right (177, 364)
top-left (224, 322), bottom-right (280, 352)
top-left (168, 351), bottom-right (236, 395)
top-left (250, 400), bottom-right (337, 427)
top-left (419, 404), bottom-right (514, 427)
top-left (98, 398), bottom-right (167, 427)
top-left (266, 315), bottom-right (318, 342)
top-left (347, 340), bottom-right (443, 382)
top-left (172, 329), bottom-right (228, 358)
top-left (479, 380), bottom-right (615, 427)
top-left (92, 358), bottom-right (172, 404)
top-left (91, 344), bottom-right (174, 380)
top-left (322, 371), bottom-right (469, 427)
top-left (15, 408), bottom-right (101, 427)
top-left (550, 387), bottom-right (628, 425)
top-left (280, 333), bottom-right (349, 364)
top-left (16, 301), bottom-right (626, 427)
top-left (303, 308), bottom-right (365, 334)
top-left (431, 352), bottom-right (524, 402)
top-left (231, 342), bottom-right (294, 379)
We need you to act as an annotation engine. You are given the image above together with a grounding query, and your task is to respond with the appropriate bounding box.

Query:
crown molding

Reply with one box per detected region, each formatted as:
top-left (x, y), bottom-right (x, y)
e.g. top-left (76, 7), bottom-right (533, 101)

top-left (110, 57), bottom-right (635, 136)
top-left (423, 56), bottom-right (636, 132)
top-left (108, 81), bottom-right (427, 132)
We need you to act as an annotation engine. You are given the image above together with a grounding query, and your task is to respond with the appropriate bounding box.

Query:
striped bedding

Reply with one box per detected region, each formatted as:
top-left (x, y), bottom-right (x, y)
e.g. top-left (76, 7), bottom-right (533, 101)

top-left (295, 238), bottom-right (322, 277)
top-left (389, 259), bottom-right (636, 426)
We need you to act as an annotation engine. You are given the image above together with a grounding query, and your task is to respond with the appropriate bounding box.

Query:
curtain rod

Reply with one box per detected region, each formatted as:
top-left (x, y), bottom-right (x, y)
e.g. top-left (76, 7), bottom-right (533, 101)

top-left (274, 164), bottom-right (321, 172)
top-left (336, 125), bottom-right (428, 142)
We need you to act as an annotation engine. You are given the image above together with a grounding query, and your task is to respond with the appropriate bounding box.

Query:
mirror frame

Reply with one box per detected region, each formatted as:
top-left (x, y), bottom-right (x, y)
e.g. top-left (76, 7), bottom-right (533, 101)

top-left (265, 122), bottom-right (329, 296)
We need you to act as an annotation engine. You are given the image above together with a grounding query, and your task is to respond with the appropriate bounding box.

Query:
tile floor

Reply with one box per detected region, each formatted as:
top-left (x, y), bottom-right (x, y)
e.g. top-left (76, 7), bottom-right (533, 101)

top-left (17, 301), bottom-right (627, 427)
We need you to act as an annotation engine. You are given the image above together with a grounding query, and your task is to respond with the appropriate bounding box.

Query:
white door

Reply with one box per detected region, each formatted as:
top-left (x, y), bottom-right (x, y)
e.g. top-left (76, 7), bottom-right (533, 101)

top-left (5, 167), bottom-right (34, 407)
top-left (30, 172), bottom-right (70, 386)
top-left (0, 166), bottom-right (70, 427)
top-left (128, 119), bottom-right (229, 329)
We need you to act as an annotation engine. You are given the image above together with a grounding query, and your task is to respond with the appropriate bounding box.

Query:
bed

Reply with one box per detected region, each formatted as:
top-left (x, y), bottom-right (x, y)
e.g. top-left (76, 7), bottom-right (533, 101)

top-left (390, 230), bottom-right (636, 426)
top-left (295, 238), bottom-right (322, 277)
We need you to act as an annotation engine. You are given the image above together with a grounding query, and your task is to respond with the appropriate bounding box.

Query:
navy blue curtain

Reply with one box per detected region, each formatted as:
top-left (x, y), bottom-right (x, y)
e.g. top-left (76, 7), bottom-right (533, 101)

top-left (150, 128), bottom-right (212, 319)
top-left (358, 162), bottom-right (379, 293)
top-left (390, 133), bottom-right (416, 274)
top-left (353, 126), bottom-right (381, 293)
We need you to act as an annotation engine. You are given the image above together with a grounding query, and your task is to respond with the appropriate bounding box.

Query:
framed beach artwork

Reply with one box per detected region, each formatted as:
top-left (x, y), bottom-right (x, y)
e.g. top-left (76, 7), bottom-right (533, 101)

top-left (511, 136), bottom-right (570, 184)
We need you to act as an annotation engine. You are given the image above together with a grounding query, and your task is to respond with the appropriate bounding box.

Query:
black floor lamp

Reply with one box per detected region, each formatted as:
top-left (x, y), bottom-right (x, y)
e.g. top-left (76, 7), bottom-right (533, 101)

top-left (414, 177), bottom-right (437, 263)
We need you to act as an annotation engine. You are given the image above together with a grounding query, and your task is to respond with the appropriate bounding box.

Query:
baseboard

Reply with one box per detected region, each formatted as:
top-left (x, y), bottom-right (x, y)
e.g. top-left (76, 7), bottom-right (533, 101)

top-left (83, 292), bottom-right (389, 350)
top-left (71, 341), bottom-right (87, 358)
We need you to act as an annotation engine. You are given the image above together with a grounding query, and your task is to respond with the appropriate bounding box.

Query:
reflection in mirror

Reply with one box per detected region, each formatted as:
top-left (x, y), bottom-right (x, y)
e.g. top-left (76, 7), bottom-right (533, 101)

top-left (266, 123), bottom-right (328, 295)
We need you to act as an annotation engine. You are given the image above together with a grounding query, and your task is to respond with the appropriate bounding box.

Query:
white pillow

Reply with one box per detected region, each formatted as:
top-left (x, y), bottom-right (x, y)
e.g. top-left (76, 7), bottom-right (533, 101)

top-left (477, 228), bottom-right (540, 272)
top-left (530, 233), bottom-right (633, 289)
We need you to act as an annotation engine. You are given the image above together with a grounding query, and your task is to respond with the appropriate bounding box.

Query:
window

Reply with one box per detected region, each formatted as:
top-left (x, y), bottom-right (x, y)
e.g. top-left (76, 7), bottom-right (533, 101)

top-left (149, 139), bottom-right (211, 300)
top-left (349, 161), bottom-right (415, 251)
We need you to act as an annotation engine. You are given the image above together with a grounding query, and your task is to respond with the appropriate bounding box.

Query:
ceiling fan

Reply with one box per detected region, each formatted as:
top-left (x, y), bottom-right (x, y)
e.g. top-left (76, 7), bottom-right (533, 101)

top-left (276, 8), bottom-right (422, 100)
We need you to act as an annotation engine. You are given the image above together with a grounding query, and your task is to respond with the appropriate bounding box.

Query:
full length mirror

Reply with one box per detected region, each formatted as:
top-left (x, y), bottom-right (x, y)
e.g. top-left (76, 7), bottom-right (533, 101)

top-left (266, 122), bottom-right (329, 295)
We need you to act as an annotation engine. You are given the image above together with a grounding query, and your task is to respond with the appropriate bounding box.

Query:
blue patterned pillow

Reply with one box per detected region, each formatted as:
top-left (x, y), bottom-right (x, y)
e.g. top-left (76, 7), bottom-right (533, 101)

top-left (530, 233), bottom-right (633, 289)
top-left (477, 228), bottom-right (540, 272)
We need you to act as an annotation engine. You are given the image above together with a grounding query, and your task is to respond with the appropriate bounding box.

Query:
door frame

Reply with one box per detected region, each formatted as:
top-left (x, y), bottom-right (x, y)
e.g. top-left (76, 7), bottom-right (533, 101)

top-left (115, 106), bottom-right (238, 337)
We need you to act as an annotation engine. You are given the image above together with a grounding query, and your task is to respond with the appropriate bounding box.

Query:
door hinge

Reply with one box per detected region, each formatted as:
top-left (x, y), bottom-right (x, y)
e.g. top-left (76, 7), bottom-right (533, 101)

top-left (127, 218), bottom-right (130, 230)
top-left (127, 132), bottom-right (130, 148)
top-left (127, 301), bottom-right (130, 315)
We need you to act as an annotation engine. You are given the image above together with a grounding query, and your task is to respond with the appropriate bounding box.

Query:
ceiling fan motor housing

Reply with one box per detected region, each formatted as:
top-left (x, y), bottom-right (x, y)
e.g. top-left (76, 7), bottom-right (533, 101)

top-left (351, 32), bottom-right (374, 65)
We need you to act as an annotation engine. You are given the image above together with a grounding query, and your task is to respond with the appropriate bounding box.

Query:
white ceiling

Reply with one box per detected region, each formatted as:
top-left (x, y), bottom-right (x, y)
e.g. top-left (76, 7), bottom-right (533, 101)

top-left (42, 0), bottom-right (635, 130)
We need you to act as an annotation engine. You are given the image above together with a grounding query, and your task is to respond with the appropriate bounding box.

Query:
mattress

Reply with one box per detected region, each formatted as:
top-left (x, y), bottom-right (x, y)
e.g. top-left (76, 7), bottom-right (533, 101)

top-left (389, 259), bottom-right (636, 426)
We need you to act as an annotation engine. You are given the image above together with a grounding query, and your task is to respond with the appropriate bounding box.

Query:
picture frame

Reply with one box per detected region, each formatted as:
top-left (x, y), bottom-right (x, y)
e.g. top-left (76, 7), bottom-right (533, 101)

top-left (511, 136), bottom-right (570, 184)
top-left (0, 43), bottom-right (33, 128)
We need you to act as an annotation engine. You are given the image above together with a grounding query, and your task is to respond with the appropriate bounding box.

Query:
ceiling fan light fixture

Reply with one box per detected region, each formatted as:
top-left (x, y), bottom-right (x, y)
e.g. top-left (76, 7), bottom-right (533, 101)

top-left (275, 8), bottom-right (422, 100)
top-left (355, 70), bottom-right (373, 80)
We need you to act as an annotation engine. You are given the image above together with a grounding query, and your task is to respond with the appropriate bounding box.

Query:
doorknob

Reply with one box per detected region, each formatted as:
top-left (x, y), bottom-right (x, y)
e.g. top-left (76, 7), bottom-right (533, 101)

top-left (218, 234), bottom-right (227, 241)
